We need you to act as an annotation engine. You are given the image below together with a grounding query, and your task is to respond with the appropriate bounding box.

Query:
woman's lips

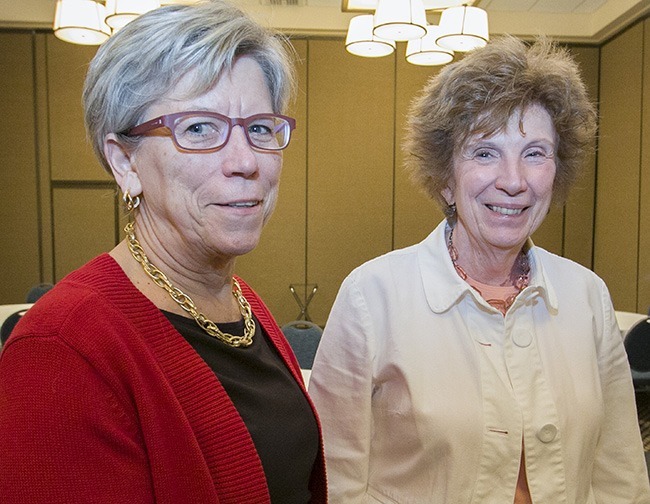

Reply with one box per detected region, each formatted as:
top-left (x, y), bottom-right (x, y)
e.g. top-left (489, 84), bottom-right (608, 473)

top-left (486, 204), bottom-right (525, 216)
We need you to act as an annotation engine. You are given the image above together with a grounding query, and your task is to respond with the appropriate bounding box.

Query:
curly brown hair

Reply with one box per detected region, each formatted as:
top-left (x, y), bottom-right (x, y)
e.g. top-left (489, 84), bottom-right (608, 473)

top-left (403, 35), bottom-right (597, 215)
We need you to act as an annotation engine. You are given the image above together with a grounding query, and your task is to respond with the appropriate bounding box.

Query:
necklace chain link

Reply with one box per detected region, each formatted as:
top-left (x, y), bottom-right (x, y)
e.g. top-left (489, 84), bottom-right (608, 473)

top-left (125, 222), bottom-right (255, 347)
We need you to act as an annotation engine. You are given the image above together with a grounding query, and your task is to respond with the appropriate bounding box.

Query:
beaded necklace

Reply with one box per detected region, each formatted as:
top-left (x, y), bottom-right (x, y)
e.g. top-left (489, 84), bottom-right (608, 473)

top-left (447, 227), bottom-right (530, 313)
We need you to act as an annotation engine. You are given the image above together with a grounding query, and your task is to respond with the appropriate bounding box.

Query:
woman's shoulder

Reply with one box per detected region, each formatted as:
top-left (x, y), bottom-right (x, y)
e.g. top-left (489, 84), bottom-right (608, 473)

top-left (532, 246), bottom-right (600, 277)
top-left (531, 246), bottom-right (608, 295)
top-left (6, 254), bottom-right (150, 351)
top-left (345, 242), bottom-right (420, 286)
top-left (346, 225), bottom-right (444, 285)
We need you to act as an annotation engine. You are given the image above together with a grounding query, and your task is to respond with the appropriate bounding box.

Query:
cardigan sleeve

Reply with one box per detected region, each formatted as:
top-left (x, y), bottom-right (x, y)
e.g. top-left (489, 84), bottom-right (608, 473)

top-left (309, 271), bottom-right (375, 503)
top-left (0, 335), bottom-right (154, 504)
top-left (591, 281), bottom-right (650, 503)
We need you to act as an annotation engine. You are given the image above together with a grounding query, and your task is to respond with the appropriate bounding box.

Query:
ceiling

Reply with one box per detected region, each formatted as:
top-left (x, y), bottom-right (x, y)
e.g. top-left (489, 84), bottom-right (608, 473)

top-left (1, 0), bottom-right (648, 44)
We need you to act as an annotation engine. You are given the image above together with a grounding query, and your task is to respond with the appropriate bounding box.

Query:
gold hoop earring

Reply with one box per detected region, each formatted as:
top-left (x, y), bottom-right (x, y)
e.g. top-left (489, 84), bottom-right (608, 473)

top-left (122, 190), bottom-right (141, 212)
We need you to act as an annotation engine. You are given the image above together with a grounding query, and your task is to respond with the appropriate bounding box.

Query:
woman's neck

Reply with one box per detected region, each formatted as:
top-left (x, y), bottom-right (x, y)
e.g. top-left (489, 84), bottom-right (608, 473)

top-left (447, 225), bottom-right (528, 287)
top-left (110, 234), bottom-right (240, 323)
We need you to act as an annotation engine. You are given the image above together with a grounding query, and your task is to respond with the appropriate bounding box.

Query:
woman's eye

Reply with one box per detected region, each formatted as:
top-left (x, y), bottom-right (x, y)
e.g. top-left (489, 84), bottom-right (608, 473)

top-left (474, 149), bottom-right (495, 159)
top-left (524, 148), bottom-right (553, 162)
top-left (175, 118), bottom-right (224, 146)
top-left (186, 122), bottom-right (216, 135)
top-left (249, 123), bottom-right (273, 136)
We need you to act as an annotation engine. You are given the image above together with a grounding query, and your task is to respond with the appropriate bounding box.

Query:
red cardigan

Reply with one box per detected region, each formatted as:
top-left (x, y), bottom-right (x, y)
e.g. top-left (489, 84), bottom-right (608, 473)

top-left (0, 254), bottom-right (327, 503)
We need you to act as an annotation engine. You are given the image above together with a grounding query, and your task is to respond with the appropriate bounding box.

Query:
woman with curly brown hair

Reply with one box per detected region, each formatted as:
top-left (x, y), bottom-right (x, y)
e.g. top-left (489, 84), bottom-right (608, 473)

top-left (310, 35), bottom-right (650, 503)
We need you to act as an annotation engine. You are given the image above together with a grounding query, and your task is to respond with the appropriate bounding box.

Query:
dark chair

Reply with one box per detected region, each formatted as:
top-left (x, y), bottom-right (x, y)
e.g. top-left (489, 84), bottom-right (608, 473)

top-left (0, 304), bottom-right (33, 347)
top-left (281, 320), bottom-right (323, 370)
top-left (26, 283), bottom-right (53, 303)
top-left (0, 283), bottom-right (53, 348)
top-left (624, 317), bottom-right (650, 391)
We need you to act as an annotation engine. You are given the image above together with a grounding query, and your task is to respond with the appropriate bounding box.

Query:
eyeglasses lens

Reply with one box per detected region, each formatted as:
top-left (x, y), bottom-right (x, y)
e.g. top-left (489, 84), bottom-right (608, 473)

top-left (173, 114), bottom-right (290, 151)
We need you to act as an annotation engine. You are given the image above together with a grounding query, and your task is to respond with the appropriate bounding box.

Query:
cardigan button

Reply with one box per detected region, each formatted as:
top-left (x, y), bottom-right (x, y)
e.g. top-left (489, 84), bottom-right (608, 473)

top-left (513, 331), bottom-right (532, 348)
top-left (536, 423), bottom-right (558, 443)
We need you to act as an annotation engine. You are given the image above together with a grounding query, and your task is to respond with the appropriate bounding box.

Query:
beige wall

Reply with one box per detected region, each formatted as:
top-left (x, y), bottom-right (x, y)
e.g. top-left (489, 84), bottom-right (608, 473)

top-left (0, 33), bottom-right (41, 304)
top-left (1, 21), bottom-right (648, 324)
top-left (635, 17), bottom-right (649, 315)
top-left (595, 19), bottom-right (650, 313)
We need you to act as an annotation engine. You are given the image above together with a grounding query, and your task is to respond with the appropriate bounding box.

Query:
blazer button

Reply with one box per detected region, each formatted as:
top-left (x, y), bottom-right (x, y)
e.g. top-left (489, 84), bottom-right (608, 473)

top-left (513, 331), bottom-right (533, 348)
top-left (536, 423), bottom-right (558, 443)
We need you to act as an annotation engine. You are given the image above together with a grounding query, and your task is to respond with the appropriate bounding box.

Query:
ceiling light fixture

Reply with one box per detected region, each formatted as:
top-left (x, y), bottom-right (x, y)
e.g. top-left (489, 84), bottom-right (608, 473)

top-left (342, 0), bottom-right (478, 11)
top-left (344, 1), bottom-right (489, 66)
top-left (437, 5), bottom-right (489, 52)
top-left (53, 0), bottom-right (111, 46)
top-left (405, 24), bottom-right (454, 66)
top-left (105, 0), bottom-right (160, 31)
top-left (53, 0), bottom-right (162, 45)
top-left (372, 0), bottom-right (427, 41)
top-left (346, 14), bottom-right (396, 57)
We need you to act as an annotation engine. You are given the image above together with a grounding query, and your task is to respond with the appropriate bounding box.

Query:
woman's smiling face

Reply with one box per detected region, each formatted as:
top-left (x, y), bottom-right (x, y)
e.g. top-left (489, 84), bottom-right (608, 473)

top-left (127, 55), bottom-right (283, 262)
top-left (443, 104), bottom-right (557, 255)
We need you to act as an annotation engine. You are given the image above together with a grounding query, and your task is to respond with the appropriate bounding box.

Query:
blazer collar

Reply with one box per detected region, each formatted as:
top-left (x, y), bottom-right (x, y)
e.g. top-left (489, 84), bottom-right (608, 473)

top-left (418, 220), bottom-right (558, 314)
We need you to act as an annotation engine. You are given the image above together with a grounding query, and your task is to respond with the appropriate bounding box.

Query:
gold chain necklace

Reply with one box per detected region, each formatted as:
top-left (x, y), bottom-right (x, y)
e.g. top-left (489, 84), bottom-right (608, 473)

top-left (124, 222), bottom-right (255, 347)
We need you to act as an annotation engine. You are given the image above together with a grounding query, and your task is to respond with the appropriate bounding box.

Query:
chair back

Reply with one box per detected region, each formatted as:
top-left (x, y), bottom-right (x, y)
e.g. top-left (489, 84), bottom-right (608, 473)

top-left (281, 320), bottom-right (323, 370)
top-left (624, 316), bottom-right (650, 390)
top-left (0, 303), bottom-right (34, 347)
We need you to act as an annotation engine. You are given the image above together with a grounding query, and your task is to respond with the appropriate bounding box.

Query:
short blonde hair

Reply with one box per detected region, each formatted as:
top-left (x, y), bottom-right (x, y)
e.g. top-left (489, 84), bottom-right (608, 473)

top-left (404, 35), bottom-right (597, 213)
top-left (83, 0), bottom-right (296, 174)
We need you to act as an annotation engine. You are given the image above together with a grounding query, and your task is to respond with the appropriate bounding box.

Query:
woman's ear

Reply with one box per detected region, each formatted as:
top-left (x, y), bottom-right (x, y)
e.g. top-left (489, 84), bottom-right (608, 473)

top-left (104, 133), bottom-right (142, 198)
top-left (441, 185), bottom-right (454, 207)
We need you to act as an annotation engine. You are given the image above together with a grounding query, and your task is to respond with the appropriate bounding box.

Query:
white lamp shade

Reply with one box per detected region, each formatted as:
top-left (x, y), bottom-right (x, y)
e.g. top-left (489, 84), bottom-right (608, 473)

top-left (105, 0), bottom-right (161, 30)
top-left (53, 0), bottom-right (111, 45)
top-left (344, 0), bottom-right (479, 10)
top-left (437, 6), bottom-right (489, 52)
top-left (406, 25), bottom-right (454, 66)
top-left (346, 15), bottom-right (396, 58)
top-left (373, 0), bottom-right (427, 42)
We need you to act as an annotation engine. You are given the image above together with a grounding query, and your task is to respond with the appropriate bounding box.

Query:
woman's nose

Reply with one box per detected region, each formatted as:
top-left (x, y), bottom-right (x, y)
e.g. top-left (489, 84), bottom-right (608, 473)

top-left (220, 125), bottom-right (258, 177)
top-left (496, 157), bottom-right (527, 195)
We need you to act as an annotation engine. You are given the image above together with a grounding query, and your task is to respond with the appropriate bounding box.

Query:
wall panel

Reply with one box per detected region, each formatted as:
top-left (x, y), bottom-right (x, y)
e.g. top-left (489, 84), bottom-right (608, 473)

top-left (393, 44), bottom-right (444, 250)
top-left (0, 33), bottom-right (40, 304)
top-left (638, 18), bottom-right (650, 314)
top-left (34, 33), bottom-right (54, 283)
top-left (595, 23), bottom-right (644, 311)
top-left (563, 45), bottom-right (599, 268)
top-left (46, 35), bottom-right (106, 182)
top-left (307, 39), bottom-right (395, 325)
top-left (236, 39), bottom-right (309, 326)
top-left (52, 186), bottom-right (117, 281)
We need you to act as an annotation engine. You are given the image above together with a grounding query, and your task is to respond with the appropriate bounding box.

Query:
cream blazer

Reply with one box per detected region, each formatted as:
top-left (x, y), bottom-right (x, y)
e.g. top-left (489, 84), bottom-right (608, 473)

top-left (309, 220), bottom-right (650, 504)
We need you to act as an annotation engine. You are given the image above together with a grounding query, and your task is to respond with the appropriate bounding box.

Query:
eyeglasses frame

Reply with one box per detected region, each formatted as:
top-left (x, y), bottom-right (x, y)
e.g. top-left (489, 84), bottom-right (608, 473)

top-left (124, 111), bottom-right (296, 153)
